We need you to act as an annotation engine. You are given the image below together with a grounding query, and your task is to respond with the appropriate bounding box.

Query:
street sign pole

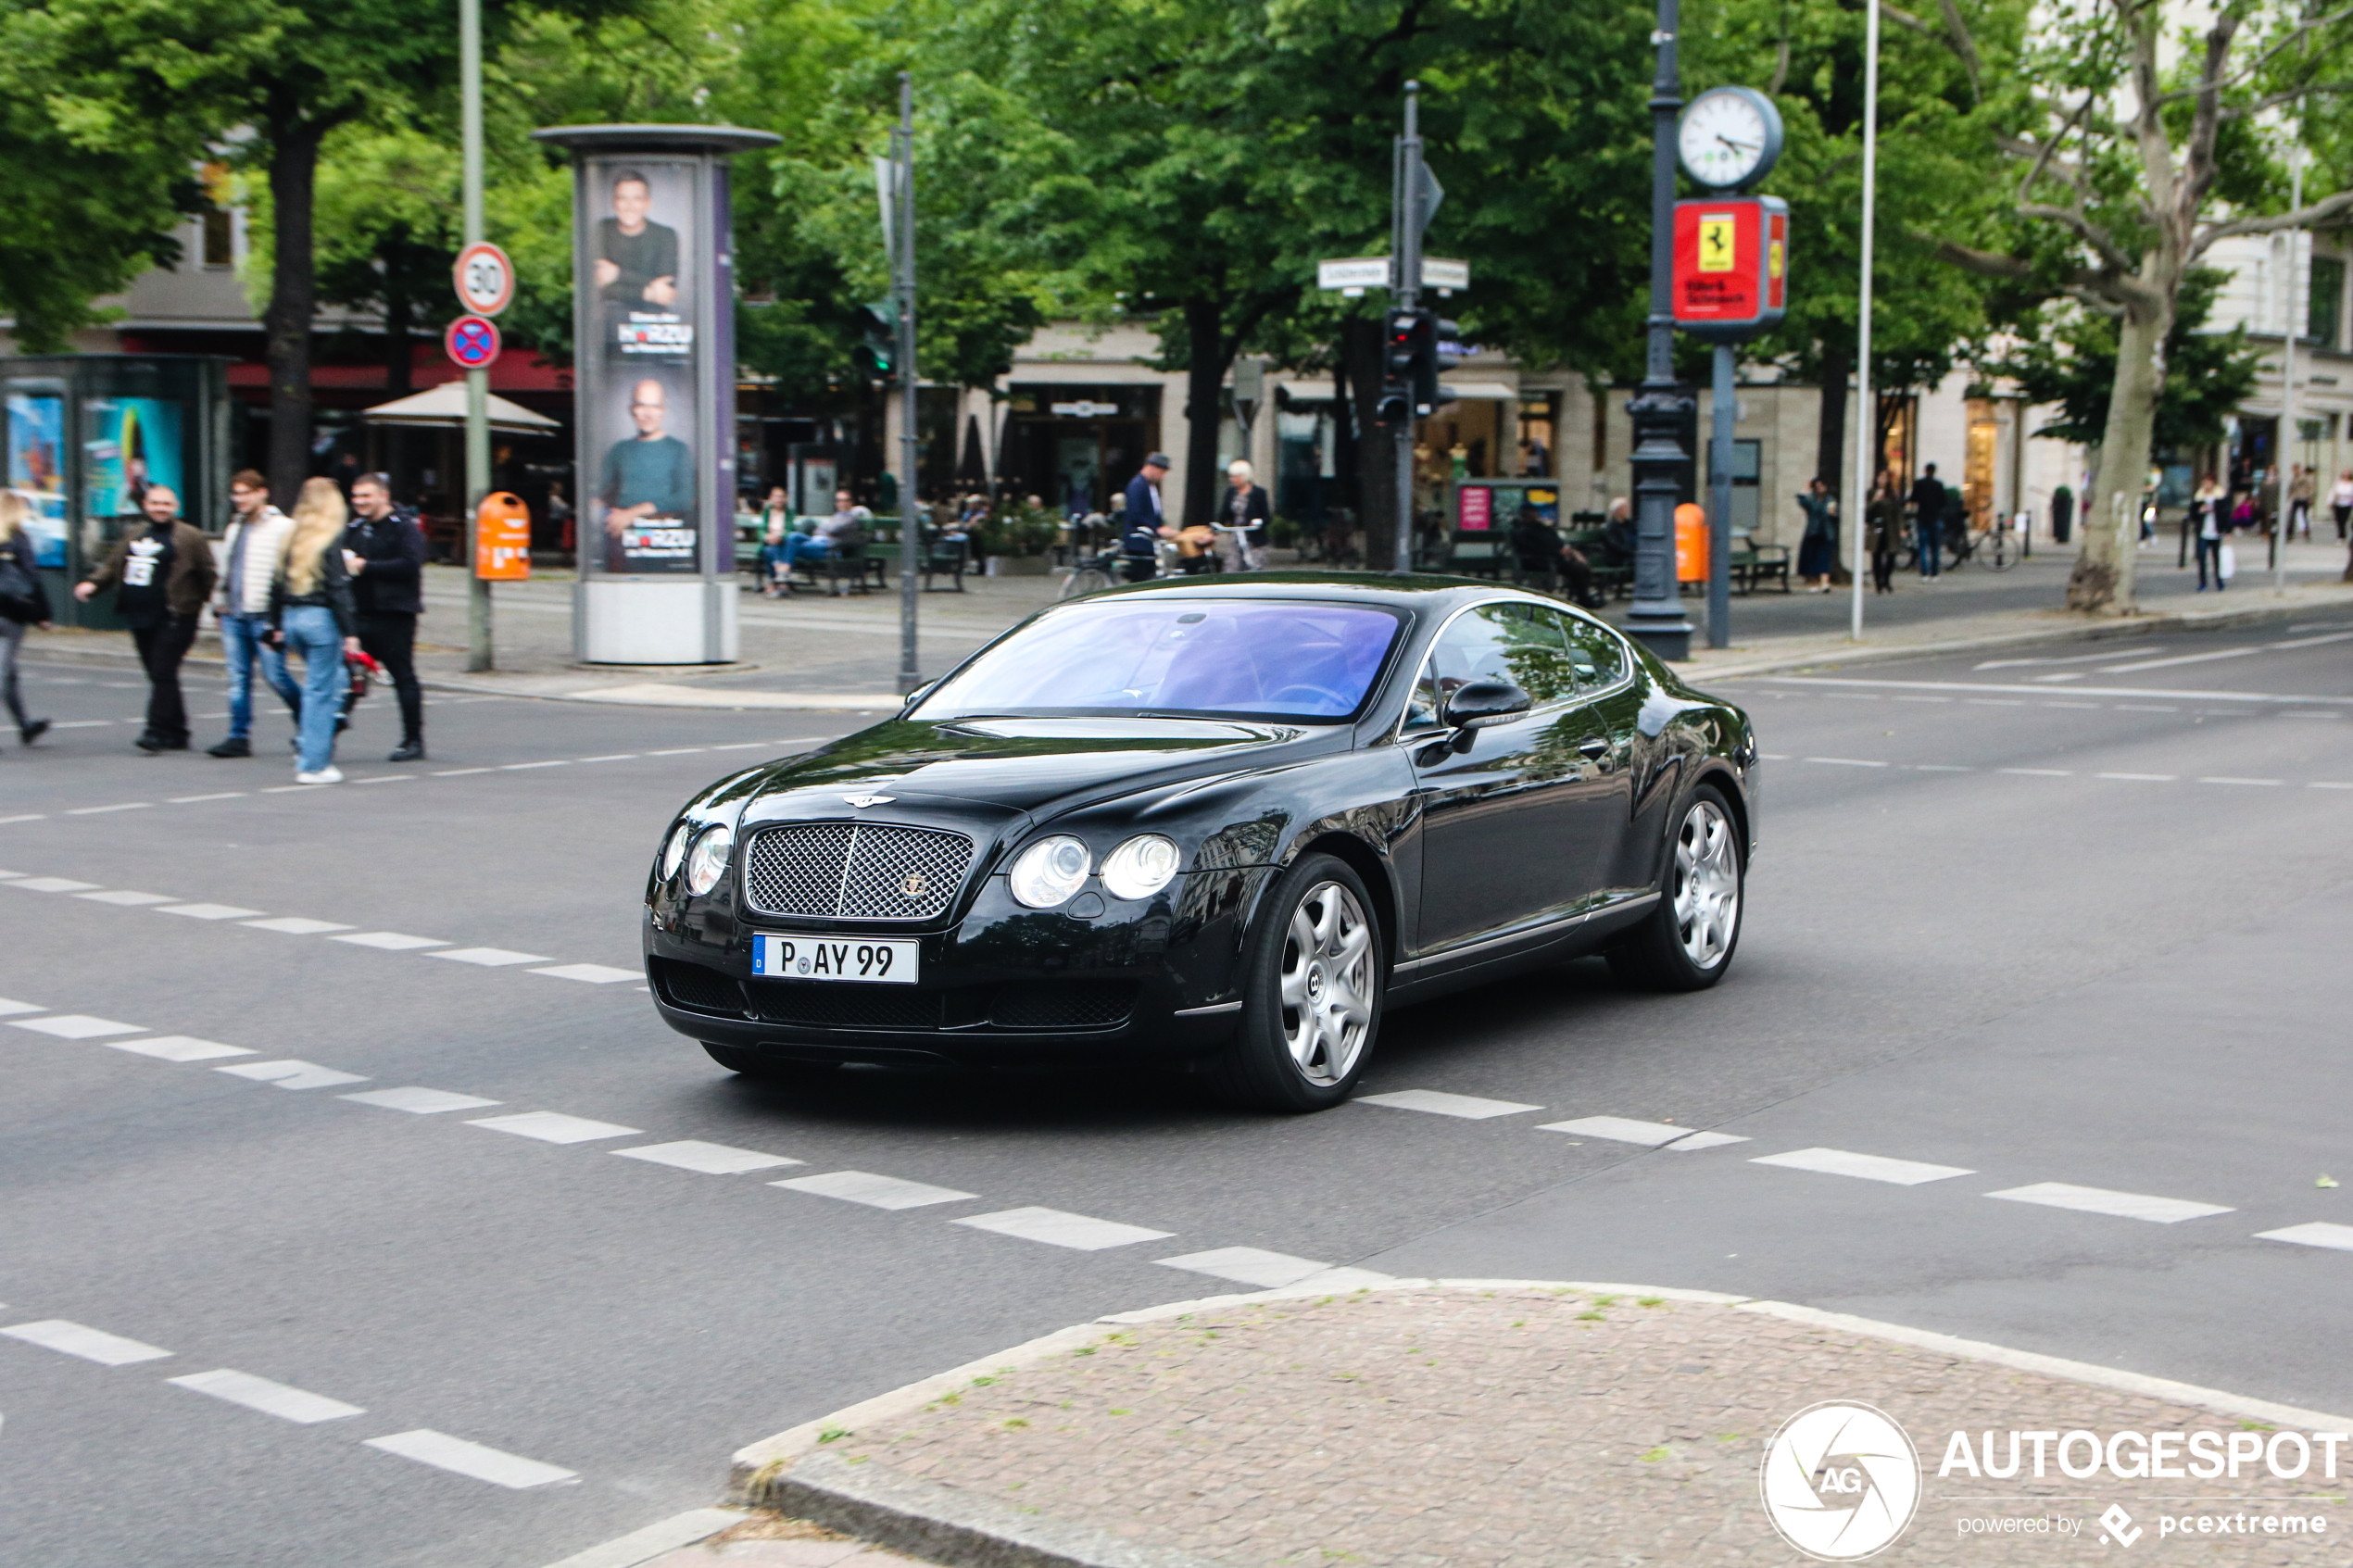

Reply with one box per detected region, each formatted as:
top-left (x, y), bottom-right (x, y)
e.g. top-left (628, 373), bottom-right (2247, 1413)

top-left (1850, 0), bottom-right (1880, 642)
top-left (1627, 0), bottom-right (1695, 659)
top-left (895, 72), bottom-right (920, 696)
top-left (459, 0), bottom-right (492, 672)
top-left (1708, 344), bottom-right (1733, 647)
top-left (1391, 82), bottom-right (1423, 575)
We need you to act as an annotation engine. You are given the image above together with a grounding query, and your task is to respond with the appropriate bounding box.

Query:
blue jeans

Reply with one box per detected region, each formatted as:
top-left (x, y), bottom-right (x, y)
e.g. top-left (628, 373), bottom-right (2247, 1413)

top-left (220, 611), bottom-right (299, 741)
top-left (2195, 533), bottom-right (2225, 589)
top-left (1917, 520), bottom-right (1941, 576)
top-left (282, 606), bottom-right (345, 772)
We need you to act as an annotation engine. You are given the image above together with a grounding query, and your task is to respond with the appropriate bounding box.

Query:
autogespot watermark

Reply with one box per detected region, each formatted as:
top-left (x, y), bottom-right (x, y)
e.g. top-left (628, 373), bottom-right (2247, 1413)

top-left (1762, 1407), bottom-right (2347, 1558)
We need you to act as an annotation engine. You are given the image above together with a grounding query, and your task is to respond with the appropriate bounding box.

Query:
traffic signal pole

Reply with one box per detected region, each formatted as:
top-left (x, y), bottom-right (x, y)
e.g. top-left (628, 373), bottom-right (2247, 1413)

top-left (1391, 83), bottom-right (1423, 576)
top-left (894, 74), bottom-right (920, 696)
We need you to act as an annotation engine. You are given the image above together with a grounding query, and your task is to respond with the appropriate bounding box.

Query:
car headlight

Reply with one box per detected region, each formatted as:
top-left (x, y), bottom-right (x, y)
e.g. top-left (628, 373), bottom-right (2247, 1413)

top-left (1100, 834), bottom-right (1181, 900)
top-left (1008, 834), bottom-right (1090, 909)
top-left (684, 824), bottom-right (734, 897)
top-left (659, 822), bottom-right (692, 882)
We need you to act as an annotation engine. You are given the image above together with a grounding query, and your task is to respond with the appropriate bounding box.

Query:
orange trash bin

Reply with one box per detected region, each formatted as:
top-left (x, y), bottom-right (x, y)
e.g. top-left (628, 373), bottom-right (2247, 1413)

top-left (1674, 501), bottom-right (1709, 583)
top-left (474, 492), bottom-right (532, 581)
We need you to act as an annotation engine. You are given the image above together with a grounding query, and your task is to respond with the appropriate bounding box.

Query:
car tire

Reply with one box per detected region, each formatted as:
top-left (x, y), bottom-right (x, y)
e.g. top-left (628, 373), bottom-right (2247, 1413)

top-left (1213, 853), bottom-right (1384, 1113)
top-left (702, 1041), bottom-right (839, 1082)
top-left (1605, 783), bottom-right (1744, 992)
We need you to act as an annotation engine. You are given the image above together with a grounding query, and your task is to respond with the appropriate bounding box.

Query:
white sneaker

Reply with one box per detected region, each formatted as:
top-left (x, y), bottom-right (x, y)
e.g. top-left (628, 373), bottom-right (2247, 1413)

top-left (295, 766), bottom-right (345, 785)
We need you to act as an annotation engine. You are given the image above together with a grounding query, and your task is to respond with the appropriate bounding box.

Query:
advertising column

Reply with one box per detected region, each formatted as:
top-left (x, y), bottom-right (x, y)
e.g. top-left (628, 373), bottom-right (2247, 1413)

top-left (531, 125), bottom-right (778, 664)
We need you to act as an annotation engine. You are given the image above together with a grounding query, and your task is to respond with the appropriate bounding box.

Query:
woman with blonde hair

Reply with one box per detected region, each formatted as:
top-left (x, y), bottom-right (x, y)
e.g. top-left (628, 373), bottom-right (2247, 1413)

top-left (0, 491), bottom-right (55, 747)
top-left (267, 477), bottom-right (360, 784)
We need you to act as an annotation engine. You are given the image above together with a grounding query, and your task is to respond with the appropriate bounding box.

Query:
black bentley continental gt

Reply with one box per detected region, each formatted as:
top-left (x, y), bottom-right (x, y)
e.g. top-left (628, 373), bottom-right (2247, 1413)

top-left (644, 574), bottom-right (1757, 1111)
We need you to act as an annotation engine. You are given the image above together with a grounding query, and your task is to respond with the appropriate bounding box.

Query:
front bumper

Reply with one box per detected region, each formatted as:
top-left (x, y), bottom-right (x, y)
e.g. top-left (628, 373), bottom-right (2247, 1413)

top-left (643, 865), bottom-right (1273, 1068)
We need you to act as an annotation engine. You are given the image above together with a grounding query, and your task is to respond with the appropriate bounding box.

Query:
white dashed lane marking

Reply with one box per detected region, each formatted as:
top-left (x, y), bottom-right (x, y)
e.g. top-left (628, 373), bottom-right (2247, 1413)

top-left (332, 931), bottom-right (450, 951)
top-left (169, 1368), bottom-right (364, 1424)
top-left (530, 963), bottom-right (640, 984)
top-left (11, 1014), bottom-right (145, 1039)
top-left (1156, 1247), bottom-right (1340, 1287)
top-left (341, 1087), bottom-right (502, 1115)
top-left (0, 996), bottom-right (49, 1016)
top-left (2, 1319), bottom-right (172, 1365)
top-left (65, 801), bottom-right (153, 816)
top-left (1357, 1088), bottom-right (1544, 1120)
top-left (363, 1429), bottom-right (576, 1489)
top-left (243, 917), bottom-right (354, 935)
top-left (77, 889), bottom-right (178, 906)
top-left (953, 1207), bottom-right (1174, 1250)
top-left (773, 1170), bottom-right (976, 1210)
top-left (1985, 1182), bottom-right (2233, 1223)
top-left (2258, 1222), bottom-right (2353, 1252)
top-left (468, 1111), bottom-right (643, 1145)
top-left (429, 947), bottom-right (552, 968)
top-left (9, 877), bottom-right (99, 893)
top-left (612, 1140), bottom-right (802, 1174)
top-left (107, 1035), bottom-right (254, 1062)
top-left (1752, 1148), bottom-right (1976, 1185)
top-left (1541, 1115), bottom-right (1751, 1149)
top-left (218, 1060), bottom-right (370, 1090)
top-left (157, 903), bottom-right (265, 921)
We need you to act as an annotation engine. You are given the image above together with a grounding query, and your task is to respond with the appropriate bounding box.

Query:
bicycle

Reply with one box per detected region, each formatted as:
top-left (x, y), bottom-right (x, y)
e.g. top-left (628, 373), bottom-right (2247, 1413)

top-left (1059, 543), bottom-right (1176, 599)
top-left (1951, 524), bottom-right (2020, 571)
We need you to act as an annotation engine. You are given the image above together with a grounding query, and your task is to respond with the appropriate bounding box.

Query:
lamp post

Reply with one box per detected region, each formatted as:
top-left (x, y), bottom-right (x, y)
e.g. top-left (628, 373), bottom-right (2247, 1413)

top-left (894, 72), bottom-right (920, 692)
top-left (2278, 139), bottom-right (2302, 596)
top-left (1626, 0), bottom-right (1696, 661)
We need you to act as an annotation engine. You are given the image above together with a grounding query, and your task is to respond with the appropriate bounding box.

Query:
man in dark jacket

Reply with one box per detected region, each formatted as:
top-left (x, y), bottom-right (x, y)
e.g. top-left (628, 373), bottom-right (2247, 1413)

top-left (341, 474), bottom-right (429, 760)
top-left (73, 485), bottom-right (217, 752)
top-left (1910, 464), bottom-right (1947, 578)
top-left (1119, 453), bottom-right (1173, 583)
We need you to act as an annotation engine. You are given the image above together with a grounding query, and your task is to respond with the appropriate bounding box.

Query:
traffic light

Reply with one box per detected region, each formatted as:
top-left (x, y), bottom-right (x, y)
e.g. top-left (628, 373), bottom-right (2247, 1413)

top-left (1420, 317), bottom-right (1457, 413)
top-left (856, 301), bottom-right (898, 378)
top-left (1377, 307), bottom-right (1420, 425)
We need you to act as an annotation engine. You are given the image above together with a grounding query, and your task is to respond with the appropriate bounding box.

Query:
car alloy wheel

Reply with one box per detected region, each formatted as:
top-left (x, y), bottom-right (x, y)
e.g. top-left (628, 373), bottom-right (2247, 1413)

top-left (1278, 879), bottom-right (1376, 1085)
top-left (1672, 797), bottom-right (1740, 971)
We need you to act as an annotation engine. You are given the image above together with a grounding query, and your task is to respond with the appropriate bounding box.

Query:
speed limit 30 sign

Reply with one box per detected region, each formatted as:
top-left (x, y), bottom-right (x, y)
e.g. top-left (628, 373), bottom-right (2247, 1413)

top-left (453, 241), bottom-right (514, 318)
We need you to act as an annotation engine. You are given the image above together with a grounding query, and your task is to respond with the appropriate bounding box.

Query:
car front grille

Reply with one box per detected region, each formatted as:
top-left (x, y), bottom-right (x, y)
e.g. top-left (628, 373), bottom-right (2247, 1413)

top-left (743, 822), bottom-right (975, 921)
top-left (749, 984), bottom-right (945, 1031)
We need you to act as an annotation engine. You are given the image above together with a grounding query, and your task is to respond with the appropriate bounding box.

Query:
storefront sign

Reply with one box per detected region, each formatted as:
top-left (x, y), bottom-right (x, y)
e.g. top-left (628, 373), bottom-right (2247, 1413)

top-left (1671, 196), bottom-right (1788, 341)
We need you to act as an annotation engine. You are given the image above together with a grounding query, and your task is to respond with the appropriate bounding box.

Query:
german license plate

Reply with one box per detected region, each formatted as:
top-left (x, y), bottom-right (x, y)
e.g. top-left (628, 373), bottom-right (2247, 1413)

top-left (752, 934), bottom-right (919, 985)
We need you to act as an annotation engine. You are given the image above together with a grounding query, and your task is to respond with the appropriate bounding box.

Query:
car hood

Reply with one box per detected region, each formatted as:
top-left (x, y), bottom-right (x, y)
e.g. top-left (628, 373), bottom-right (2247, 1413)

top-left (737, 715), bottom-right (1327, 817)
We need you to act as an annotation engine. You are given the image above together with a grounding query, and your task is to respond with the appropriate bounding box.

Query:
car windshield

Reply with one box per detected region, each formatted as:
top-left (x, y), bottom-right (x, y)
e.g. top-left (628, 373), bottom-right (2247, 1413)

top-left (912, 598), bottom-right (1404, 721)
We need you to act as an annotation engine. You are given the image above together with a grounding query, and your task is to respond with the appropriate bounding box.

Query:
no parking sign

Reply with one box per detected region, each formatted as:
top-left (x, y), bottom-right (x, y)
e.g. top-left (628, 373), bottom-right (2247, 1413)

top-left (445, 314), bottom-right (501, 370)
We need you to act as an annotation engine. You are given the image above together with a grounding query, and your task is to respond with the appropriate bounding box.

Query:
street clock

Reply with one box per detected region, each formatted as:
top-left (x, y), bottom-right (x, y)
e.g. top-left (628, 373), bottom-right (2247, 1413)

top-left (1679, 86), bottom-right (1783, 191)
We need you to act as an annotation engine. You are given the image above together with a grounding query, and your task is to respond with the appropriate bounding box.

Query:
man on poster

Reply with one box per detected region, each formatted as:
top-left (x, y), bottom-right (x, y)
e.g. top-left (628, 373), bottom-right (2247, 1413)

top-left (598, 378), bottom-right (695, 572)
top-left (595, 169), bottom-right (679, 307)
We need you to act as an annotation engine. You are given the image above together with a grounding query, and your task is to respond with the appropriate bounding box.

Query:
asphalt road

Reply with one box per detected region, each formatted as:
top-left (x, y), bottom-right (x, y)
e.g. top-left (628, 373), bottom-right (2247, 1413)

top-left (2, 612), bottom-right (2348, 1567)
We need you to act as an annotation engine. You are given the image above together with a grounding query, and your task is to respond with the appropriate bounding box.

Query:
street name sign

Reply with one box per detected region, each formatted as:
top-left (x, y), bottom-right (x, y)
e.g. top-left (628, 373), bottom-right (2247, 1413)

top-left (1315, 257), bottom-right (1472, 295)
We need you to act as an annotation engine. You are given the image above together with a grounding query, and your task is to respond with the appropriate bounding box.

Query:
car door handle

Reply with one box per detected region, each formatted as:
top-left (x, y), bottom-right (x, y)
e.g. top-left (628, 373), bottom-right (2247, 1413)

top-left (1578, 736), bottom-right (1609, 759)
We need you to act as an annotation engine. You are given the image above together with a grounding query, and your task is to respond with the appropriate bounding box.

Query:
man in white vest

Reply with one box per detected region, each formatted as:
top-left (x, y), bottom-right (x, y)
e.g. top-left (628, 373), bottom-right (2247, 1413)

top-left (206, 470), bottom-right (301, 759)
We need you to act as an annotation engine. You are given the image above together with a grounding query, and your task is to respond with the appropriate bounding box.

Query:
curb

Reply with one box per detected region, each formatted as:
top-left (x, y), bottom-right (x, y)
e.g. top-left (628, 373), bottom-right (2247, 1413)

top-left (1672, 583), bottom-right (2353, 683)
top-left (727, 1277), bottom-right (2353, 1568)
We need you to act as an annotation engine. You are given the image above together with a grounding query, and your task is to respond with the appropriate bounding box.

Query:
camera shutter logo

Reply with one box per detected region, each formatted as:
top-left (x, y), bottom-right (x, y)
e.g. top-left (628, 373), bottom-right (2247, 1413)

top-left (1758, 1401), bottom-right (1920, 1561)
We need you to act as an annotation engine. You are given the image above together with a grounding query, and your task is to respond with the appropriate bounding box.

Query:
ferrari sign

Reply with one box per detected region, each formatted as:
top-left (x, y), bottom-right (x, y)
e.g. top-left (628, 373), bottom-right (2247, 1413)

top-left (1672, 196), bottom-right (1788, 341)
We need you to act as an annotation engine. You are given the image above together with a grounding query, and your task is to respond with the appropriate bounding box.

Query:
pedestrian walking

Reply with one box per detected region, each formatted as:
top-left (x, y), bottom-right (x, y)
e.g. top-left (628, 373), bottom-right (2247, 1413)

top-left (206, 470), bottom-right (300, 758)
top-left (267, 477), bottom-right (361, 784)
top-left (0, 492), bottom-right (55, 748)
top-left (2190, 473), bottom-right (2228, 591)
top-left (1120, 454), bottom-right (1174, 583)
top-left (341, 474), bottom-right (427, 761)
top-left (2288, 464), bottom-right (2316, 541)
top-left (1867, 469), bottom-right (1903, 594)
top-left (2332, 470), bottom-right (2353, 541)
top-left (1214, 458), bottom-right (1271, 571)
top-left (1910, 464), bottom-right (1947, 578)
top-left (72, 484), bottom-right (216, 753)
top-left (1795, 477), bottom-right (1839, 591)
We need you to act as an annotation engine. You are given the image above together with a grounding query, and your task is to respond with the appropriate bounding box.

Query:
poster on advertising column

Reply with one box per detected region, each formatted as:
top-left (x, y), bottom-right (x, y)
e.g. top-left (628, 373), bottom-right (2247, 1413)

top-left (585, 158), bottom-right (700, 574)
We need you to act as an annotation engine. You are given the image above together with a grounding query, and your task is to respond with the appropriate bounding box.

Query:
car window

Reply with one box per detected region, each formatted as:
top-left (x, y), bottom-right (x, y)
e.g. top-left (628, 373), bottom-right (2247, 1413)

top-left (912, 598), bottom-right (1403, 721)
top-left (1403, 602), bottom-right (1578, 731)
top-left (1560, 614), bottom-right (1629, 690)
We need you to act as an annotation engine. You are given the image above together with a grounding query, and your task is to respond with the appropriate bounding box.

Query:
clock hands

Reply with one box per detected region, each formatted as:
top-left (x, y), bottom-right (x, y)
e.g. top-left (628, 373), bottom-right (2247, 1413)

top-left (1716, 133), bottom-right (1761, 154)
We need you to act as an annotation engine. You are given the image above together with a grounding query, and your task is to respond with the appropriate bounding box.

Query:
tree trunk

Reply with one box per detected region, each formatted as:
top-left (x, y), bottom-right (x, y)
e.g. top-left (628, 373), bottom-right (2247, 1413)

top-left (1182, 298), bottom-right (1227, 527)
top-left (264, 121), bottom-right (327, 508)
top-left (1815, 339), bottom-right (1851, 493)
top-left (1341, 315), bottom-right (1401, 569)
top-left (384, 230), bottom-right (414, 397)
top-left (2070, 286), bottom-right (2171, 614)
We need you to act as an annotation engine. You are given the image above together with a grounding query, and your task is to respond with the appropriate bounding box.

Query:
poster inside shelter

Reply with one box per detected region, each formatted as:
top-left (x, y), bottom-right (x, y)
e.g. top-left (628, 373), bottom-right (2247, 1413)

top-left (6, 389), bottom-right (71, 566)
top-left (85, 397), bottom-right (184, 523)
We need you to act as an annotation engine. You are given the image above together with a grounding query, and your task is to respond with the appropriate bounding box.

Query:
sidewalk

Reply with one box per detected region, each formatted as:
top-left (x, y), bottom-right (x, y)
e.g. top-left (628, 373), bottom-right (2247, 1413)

top-left (715, 1282), bottom-right (2351, 1567)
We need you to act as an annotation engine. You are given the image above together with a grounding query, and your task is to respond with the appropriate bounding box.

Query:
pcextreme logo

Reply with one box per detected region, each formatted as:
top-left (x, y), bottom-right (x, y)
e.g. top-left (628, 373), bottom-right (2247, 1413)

top-left (1760, 1401), bottom-right (1923, 1561)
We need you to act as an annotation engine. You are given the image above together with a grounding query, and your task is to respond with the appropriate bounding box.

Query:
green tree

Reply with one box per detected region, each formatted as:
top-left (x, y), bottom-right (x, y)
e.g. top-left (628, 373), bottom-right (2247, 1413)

top-left (1994, 268), bottom-right (2260, 453)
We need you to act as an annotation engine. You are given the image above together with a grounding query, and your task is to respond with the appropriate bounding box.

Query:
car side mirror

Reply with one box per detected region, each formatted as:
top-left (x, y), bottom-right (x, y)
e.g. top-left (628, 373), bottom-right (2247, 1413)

top-left (1441, 680), bottom-right (1531, 732)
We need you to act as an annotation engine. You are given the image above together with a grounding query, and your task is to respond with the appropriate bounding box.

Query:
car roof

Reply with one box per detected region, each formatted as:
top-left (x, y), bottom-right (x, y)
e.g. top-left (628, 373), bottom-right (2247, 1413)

top-left (1079, 571), bottom-right (1562, 616)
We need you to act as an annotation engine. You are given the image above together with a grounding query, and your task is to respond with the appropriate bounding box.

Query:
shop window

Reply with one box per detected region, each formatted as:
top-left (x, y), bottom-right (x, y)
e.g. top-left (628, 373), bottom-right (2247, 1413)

top-left (2308, 256), bottom-right (2344, 349)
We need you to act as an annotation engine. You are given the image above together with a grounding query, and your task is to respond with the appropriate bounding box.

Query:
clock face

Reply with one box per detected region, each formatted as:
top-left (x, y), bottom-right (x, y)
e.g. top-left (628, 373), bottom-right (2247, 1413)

top-left (1680, 89), bottom-right (1776, 188)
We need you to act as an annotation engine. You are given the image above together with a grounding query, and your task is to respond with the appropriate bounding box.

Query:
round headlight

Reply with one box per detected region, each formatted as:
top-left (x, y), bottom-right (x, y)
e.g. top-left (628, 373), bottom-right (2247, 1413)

top-left (1008, 834), bottom-right (1090, 909)
top-left (684, 824), bottom-right (734, 897)
top-left (659, 822), bottom-right (692, 881)
top-left (1100, 834), bottom-right (1181, 900)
